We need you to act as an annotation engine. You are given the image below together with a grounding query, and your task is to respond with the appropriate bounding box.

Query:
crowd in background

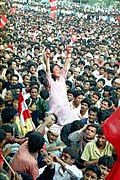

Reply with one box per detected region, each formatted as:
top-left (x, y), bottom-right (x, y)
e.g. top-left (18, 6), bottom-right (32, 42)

top-left (0, 0), bottom-right (120, 179)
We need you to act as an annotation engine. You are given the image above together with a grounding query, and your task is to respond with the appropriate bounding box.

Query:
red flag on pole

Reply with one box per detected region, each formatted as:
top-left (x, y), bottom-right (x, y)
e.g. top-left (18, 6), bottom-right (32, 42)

top-left (0, 14), bottom-right (7, 28)
top-left (18, 92), bottom-right (31, 127)
top-left (50, 0), bottom-right (57, 11)
top-left (102, 107), bottom-right (120, 180)
top-left (11, 6), bottom-right (16, 14)
top-left (32, 24), bottom-right (38, 42)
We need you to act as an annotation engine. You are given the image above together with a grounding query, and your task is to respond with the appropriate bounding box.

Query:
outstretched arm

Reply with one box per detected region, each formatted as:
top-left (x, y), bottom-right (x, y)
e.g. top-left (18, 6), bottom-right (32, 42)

top-left (64, 47), bottom-right (72, 71)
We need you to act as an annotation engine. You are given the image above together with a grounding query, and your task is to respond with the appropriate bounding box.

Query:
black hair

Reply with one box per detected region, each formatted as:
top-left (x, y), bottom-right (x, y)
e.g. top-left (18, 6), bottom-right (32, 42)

top-left (0, 79), bottom-right (5, 90)
top-left (29, 81), bottom-right (40, 89)
top-left (1, 107), bottom-right (17, 124)
top-left (66, 80), bottom-right (72, 89)
top-left (84, 164), bottom-right (101, 179)
top-left (86, 124), bottom-right (99, 134)
top-left (63, 147), bottom-right (78, 160)
top-left (73, 90), bottom-right (84, 98)
top-left (76, 75), bottom-right (84, 82)
top-left (5, 68), bottom-right (14, 76)
top-left (90, 80), bottom-right (97, 87)
top-left (0, 129), bottom-right (6, 143)
top-left (101, 99), bottom-right (112, 108)
top-left (97, 78), bottom-right (105, 85)
top-left (98, 110), bottom-right (111, 124)
top-left (67, 88), bottom-right (74, 95)
top-left (93, 91), bottom-right (101, 100)
top-left (0, 124), bottom-right (13, 136)
top-left (98, 155), bottom-right (114, 169)
top-left (88, 106), bottom-right (99, 116)
top-left (10, 74), bottom-right (19, 81)
top-left (28, 132), bottom-right (44, 153)
top-left (81, 98), bottom-right (92, 108)
top-left (104, 85), bottom-right (113, 92)
top-left (97, 126), bottom-right (104, 135)
top-left (40, 89), bottom-right (49, 100)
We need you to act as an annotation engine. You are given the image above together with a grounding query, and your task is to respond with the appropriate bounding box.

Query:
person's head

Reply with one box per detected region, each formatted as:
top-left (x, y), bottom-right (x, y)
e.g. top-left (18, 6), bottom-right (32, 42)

top-left (100, 99), bottom-right (112, 110)
top-left (91, 91), bottom-right (101, 105)
top-left (88, 106), bottom-right (99, 123)
top-left (67, 88), bottom-right (74, 102)
top-left (98, 155), bottom-right (114, 180)
top-left (116, 87), bottom-right (120, 98)
top-left (98, 110), bottom-right (111, 125)
top-left (1, 107), bottom-right (17, 124)
top-left (85, 124), bottom-right (98, 140)
top-left (4, 89), bottom-right (18, 105)
top-left (61, 147), bottom-right (78, 166)
top-left (28, 132), bottom-right (44, 153)
top-left (50, 64), bottom-right (61, 80)
top-left (83, 164), bottom-right (101, 180)
top-left (103, 85), bottom-right (112, 98)
top-left (73, 90), bottom-right (84, 106)
top-left (22, 74), bottom-right (30, 87)
top-left (96, 127), bottom-right (106, 148)
top-left (97, 78), bottom-right (105, 89)
top-left (76, 75), bottom-right (84, 86)
top-left (81, 98), bottom-right (92, 113)
top-left (44, 113), bottom-right (58, 128)
top-left (10, 74), bottom-right (19, 86)
top-left (47, 124), bottom-right (61, 142)
top-left (0, 129), bottom-right (6, 148)
top-left (83, 80), bottom-right (91, 91)
top-left (66, 80), bottom-right (72, 90)
top-left (30, 86), bottom-right (39, 99)
top-left (107, 69), bottom-right (115, 80)
top-left (0, 124), bottom-right (13, 142)
top-left (40, 89), bottom-right (49, 100)
top-left (5, 68), bottom-right (14, 81)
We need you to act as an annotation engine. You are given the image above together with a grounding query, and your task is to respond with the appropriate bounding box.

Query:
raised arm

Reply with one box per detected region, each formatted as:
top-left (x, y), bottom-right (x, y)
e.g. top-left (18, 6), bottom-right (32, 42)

top-left (45, 56), bottom-right (51, 74)
top-left (64, 47), bottom-right (72, 71)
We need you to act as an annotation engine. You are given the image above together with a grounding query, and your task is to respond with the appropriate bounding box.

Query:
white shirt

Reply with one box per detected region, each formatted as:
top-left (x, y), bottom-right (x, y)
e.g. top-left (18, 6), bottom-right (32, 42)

top-left (39, 162), bottom-right (83, 180)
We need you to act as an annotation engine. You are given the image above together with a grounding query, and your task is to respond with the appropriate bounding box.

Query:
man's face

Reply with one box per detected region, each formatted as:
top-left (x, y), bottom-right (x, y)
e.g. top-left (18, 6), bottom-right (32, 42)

top-left (99, 164), bottom-right (111, 180)
top-left (97, 134), bottom-right (106, 147)
top-left (67, 93), bottom-right (74, 102)
top-left (48, 132), bottom-right (58, 143)
top-left (10, 76), bottom-right (18, 86)
top-left (23, 76), bottom-right (30, 86)
top-left (91, 94), bottom-right (99, 104)
top-left (81, 102), bottom-right (88, 112)
top-left (84, 170), bottom-right (98, 180)
top-left (100, 101), bottom-right (109, 110)
top-left (61, 152), bottom-right (74, 165)
top-left (85, 126), bottom-right (96, 140)
top-left (88, 111), bottom-right (97, 122)
top-left (74, 95), bottom-right (84, 106)
top-left (84, 82), bottom-right (90, 90)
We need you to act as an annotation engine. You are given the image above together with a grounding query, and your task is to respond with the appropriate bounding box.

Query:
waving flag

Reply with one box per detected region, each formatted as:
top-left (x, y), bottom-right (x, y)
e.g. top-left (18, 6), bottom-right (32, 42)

top-left (0, 14), bottom-right (7, 28)
top-left (50, 0), bottom-right (57, 11)
top-left (102, 107), bottom-right (120, 180)
top-left (18, 92), bottom-right (35, 135)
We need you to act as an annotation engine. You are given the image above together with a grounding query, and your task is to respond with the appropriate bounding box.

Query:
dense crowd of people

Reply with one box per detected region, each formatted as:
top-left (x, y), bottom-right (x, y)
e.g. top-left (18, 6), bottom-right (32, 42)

top-left (0, 0), bottom-right (120, 179)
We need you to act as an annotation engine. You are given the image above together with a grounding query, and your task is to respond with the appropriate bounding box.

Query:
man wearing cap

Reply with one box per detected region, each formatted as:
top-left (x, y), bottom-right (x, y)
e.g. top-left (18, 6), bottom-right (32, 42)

top-left (44, 124), bottom-right (65, 157)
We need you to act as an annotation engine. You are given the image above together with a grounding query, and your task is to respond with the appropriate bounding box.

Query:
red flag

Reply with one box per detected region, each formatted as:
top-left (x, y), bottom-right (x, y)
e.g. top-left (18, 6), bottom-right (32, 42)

top-left (32, 24), bottom-right (38, 42)
top-left (50, 0), bottom-right (57, 11)
top-left (0, 14), bottom-right (7, 28)
top-left (11, 6), bottom-right (16, 14)
top-left (0, 150), bottom-right (3, 163)
top-left (102, 107), bottom-right (120, 180)
top-left (71, 34), bottom-right (78, 43)
top-left (18, 92), bottom-right (31, 127)
top-left (49, 12), bottom-right (56, 20)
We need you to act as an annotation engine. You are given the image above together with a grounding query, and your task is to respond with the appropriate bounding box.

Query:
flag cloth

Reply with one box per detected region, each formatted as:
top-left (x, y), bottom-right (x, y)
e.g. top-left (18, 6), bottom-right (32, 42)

top-left (11, 6), bottom-right (16, 14)
top-left (32, 24), bottom-right (38, 42)
top-left (102, 107), bottom-right (120, 180)
top-left (0, 14), bottom-right (7, 28)
top-left (71, 34), bottom-right (78, 43)
top-left (49, 12), bottom-right (56, 19)
top-left (0, 150), bottom-right (3, 163)
top-left (18, 92), bottom-right (35, 135)
top-left (50, 0), bottom-right (57, 11)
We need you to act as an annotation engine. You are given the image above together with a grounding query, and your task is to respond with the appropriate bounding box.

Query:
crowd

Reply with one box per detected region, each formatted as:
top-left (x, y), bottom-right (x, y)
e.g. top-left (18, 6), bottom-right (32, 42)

top-left (0, 0), bottom-right (120, 179)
